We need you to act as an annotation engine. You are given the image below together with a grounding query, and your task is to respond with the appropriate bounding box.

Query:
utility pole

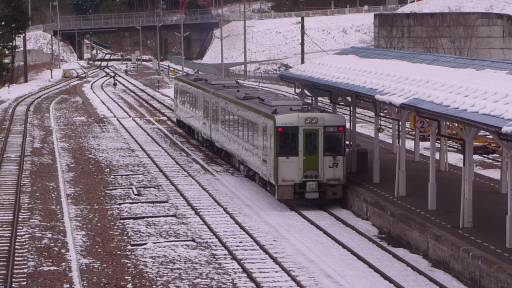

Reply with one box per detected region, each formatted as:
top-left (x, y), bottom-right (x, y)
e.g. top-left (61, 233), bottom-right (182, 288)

top-left (56, 0), bottom-right (61, 68)
top-left (23, 0), bottom-right (31, 83)
top-left (243, 0), bottom-right (247, 78)
top-left (139, 19), bottom-right (142, 71)
top-left (301, 17), bottom-right (305, 65)
top-left (220, 0), bottom-right (224, 78)
top-left (156, 10), bottom-right (160, 74)
top-left (49, 2), bottom-right (54, 79)
top-left (181, 15), bottom-right (185, 73)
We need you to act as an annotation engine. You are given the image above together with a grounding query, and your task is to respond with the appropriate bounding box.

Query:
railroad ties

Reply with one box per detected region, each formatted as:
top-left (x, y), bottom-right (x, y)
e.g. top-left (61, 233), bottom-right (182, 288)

top-left (0, 98), bottom-right (31, 285)
top-left (91, 72), bottom-right (303, 287)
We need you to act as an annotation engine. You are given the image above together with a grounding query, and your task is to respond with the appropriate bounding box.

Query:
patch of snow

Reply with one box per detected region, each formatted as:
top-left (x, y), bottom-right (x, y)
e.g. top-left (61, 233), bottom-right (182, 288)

top-left (201, 13), bottom-right (373, 68)
top-left (328, 208), bottom-right (466, 288)
top-left (50, 97), bottom-right (83, 288)
top-left (0, 69), bottom-right (63, 107)
top-left (16, 31), bottom-right (77, 62)
top-left (399, 0), bottom-right (512, 15)
top-left (503, 122), bottom-right (512, 135)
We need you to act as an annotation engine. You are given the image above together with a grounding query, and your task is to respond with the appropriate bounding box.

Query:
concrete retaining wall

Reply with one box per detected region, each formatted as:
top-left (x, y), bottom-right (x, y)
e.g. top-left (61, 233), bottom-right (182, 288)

top-left (374, 12), bottom-right (512, 60)
top-left (15, 50), bottom-right (52, 65)
top-left (344, 184), bottom-right (512, 288)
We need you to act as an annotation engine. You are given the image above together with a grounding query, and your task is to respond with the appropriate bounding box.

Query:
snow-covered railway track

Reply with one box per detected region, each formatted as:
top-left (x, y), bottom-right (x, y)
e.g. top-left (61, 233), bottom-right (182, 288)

top-left (288, 205), bottom-right (450, 288)
top-left (90, 73), bottom-right (304, 287)
top-left (117, 74), bottom-right (458, 287)
top-left (0, 72), bottom-right (97, 287)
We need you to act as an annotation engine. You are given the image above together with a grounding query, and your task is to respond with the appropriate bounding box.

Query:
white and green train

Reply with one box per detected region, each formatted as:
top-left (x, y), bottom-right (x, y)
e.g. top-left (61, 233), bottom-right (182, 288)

top-left (174, 75), bottom-right (347, 200)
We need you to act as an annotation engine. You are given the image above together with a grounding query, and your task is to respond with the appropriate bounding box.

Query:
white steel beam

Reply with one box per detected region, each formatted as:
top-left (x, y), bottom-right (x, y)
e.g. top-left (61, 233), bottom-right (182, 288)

top-left (392, 119), bottom-right (398, 154)
top-left (373, 102), bottom-right (380, 183)
top-left (459, 127), bottom-right (478, 228)
top-left (501, 148), bottom-right (509, 195)
top-left (439, 120), bottom-right (449, 171)
top-left (414, 114), bottom-right (420, 161)
top-left (395, 110), bottom-right (407, 197)
top-left (350, 97), bottom-right (358, 173)
top-left (428, 121), bottom-right (438, 210)
top-left (504, 143), bottom-right (512, 248)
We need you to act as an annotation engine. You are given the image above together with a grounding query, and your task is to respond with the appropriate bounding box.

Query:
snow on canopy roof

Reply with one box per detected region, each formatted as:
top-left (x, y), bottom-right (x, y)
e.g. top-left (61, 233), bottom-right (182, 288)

top-left (280, 47), bottom-right (512, 135)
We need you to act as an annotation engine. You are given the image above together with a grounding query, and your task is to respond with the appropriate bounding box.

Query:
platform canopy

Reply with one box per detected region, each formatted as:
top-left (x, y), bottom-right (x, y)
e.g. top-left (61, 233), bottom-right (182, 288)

top-left (280, 47), bottom-right (512, 137)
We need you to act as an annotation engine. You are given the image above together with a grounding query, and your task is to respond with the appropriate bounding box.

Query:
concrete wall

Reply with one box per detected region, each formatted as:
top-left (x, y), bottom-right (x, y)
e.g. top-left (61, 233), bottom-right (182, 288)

top-left (374, 12), bottom-right (512, 60)
top-left (15, 50), bottom-right (52, 66)
top-left (344, 185), bottom-right (512, 288)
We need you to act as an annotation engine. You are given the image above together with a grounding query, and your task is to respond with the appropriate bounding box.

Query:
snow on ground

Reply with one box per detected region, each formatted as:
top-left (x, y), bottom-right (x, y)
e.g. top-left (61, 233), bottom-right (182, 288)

top-left (201, 13), bottom-right (373, 69)
top-left (327, 207), bottom-right (466, 288)
top-left (206, 173), bottom-right (466, 287)
top-left (0, 69), bottom-right (62, 108)
top-left (201, 0), bottom-right (512, 74)
top-left (16, 31), bottom-right (77, 62)
top-left (399, 0), bottom-right (512, 15)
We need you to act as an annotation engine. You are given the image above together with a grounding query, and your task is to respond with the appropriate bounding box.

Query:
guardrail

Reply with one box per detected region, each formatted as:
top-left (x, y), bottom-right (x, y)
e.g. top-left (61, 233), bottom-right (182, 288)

top-left (41, 5), bottom-right (402, 32)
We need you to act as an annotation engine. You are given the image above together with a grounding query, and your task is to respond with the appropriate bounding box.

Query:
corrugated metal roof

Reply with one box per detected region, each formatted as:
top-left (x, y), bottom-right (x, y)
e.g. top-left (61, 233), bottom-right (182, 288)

top-left (337, 47), bottom-right (512, 73)
top-left (280, 47), bottom-right (512, 135)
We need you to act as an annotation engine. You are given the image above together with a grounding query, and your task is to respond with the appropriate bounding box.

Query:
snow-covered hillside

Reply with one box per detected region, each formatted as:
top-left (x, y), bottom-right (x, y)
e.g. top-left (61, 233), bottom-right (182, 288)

top-left (201, 13), bottom-right (373, 71)
top-left (201, 0), bottom-right (512, 73)
top-left (16, 31), bottom-right (77, 62)
top-left (399, 0), bottom-right (512, 15)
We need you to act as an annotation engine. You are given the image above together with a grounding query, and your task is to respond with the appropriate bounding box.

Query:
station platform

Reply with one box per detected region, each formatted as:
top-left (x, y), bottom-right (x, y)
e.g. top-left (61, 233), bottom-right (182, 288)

top-left (354, 132), bottom-right (510, 262)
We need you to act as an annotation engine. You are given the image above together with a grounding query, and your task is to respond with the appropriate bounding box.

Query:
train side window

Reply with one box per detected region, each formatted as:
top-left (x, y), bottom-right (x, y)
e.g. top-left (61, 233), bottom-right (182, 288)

top-left (203, 100), bottom-right (210, 120)
top-left (249, 122), bottom-right (254, 145)
top-left (324, 127), bottom-right (345, 156)
top-left (212, 103), bottom-right (219, 125)
top-left (262, 125), bottom-right (268, 153)
top-left (242, 118), bottom-right (247, 141)
top-left (277, 126), bottom-right (298, 157)
top-left (234, 114), bottom-right (240, 138)
top-left (221, 108), bottom-right (227, 130)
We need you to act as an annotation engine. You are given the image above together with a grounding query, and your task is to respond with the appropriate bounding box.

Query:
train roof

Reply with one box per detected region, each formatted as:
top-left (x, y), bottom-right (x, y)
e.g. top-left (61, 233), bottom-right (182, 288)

top-left (176, 74), bottom-right (327, 117)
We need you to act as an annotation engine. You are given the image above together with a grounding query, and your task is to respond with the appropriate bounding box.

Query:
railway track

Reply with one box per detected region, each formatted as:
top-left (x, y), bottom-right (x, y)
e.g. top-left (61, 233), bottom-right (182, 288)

top-left (90, 72), bottom-right (304, 287)
top-left (287, 204), bottom-right (449, 288)
top-left (101, 68), bottom-right (458, 287)
top-left (0, 69), bottom-right (98, 287)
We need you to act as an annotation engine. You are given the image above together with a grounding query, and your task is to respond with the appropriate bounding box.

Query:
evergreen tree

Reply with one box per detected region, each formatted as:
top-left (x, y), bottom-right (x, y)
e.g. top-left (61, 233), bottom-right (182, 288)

top-left (71, 0), bottom-right (101, 15)
top-left (0, 0), bottom-right (29, 86)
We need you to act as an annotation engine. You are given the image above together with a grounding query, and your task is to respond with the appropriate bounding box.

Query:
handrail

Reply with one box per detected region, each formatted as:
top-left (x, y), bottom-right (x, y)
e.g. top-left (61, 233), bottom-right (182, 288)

top-left (41, 5), bottom-right (402, 32)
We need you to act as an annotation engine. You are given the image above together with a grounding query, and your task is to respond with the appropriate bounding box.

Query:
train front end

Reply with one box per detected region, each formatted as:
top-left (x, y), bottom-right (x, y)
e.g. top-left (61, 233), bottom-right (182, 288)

top-left (274, 113), bottom-right (346, 200)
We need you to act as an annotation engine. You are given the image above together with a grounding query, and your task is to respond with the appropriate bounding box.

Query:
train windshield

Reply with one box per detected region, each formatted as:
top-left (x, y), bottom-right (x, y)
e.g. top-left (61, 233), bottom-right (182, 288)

top-left (324, 127), bottom-right (345, 156)
top-left (277, 126), bottom-right (299, 157)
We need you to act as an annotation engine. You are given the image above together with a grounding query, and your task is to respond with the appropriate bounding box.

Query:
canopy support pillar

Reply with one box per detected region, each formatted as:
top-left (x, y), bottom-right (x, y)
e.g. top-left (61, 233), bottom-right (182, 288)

top-left (392, 119), bottom-right (398, 154)
top-left (395, 111), bottom-right (407, 197)
top-left (350, 97), bottom-right (358, 173)
top-left (460, 127), bottom-right (478, 228)
top-left (492, 134), bottom-right (508, 195)
top-left (503, 143), bottom-right (512, 248)
top-left (414, 114), bottom-right (420, 161)
top-left (501, 148), bottom-right (509, 195)
top-left (439, 120), bottom-right (449, 171)
top-left (373, 102), bottom-right (381, 183)
top-left (428, 121), bottom-right (438, 210)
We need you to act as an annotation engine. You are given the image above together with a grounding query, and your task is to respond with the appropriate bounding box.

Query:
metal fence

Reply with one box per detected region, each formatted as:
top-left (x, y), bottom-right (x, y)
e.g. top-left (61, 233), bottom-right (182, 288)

top-left (42, 5), bottom-right (402, 32)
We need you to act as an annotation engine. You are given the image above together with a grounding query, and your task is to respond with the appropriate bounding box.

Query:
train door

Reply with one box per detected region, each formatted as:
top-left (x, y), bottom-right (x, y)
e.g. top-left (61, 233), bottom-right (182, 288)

top-left (303, 129), bottom-right (320, 179)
